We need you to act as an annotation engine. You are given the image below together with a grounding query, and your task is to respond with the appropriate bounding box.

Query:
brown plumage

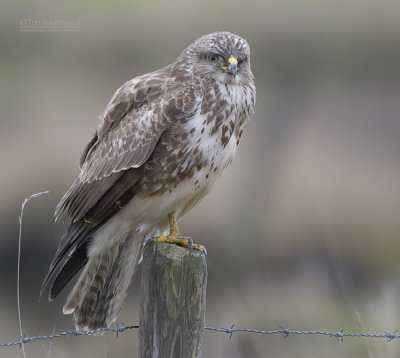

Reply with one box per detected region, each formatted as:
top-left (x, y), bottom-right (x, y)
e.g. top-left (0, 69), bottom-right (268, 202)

top-left (42, 32), bottom-right (256, 330)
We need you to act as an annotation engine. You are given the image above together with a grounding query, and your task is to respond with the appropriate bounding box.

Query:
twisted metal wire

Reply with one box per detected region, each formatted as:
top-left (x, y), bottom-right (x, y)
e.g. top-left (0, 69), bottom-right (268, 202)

top-left (1, 325), bottom-right (399, 347)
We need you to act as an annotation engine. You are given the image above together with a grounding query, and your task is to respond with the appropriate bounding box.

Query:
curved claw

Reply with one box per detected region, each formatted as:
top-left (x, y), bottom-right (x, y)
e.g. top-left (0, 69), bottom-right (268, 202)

top-left (192, 243), bottom-right (207, 256)
top-left (182, 237), bottom-right (193, 248)
top-left (153, 213), bottom-right (207, 254)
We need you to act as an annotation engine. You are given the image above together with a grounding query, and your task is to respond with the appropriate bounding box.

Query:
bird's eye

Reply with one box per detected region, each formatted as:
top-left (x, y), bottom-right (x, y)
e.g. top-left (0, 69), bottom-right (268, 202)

top-left (207, 54), bottom-right (219, 63)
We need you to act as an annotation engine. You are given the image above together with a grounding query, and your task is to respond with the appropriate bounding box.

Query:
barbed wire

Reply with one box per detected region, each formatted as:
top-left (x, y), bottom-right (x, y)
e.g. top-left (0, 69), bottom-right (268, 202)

top-left (204, 326), bottom-right (400, 342)
top-left (1, 324), bottom-right (399, 347)
top-left (0, 325), bottom-right (138, 347)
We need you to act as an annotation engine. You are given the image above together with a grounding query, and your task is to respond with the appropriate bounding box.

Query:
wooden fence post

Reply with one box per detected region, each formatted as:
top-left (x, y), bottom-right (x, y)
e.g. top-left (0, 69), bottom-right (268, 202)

top-left (139, 241), bottom-right (207, 358)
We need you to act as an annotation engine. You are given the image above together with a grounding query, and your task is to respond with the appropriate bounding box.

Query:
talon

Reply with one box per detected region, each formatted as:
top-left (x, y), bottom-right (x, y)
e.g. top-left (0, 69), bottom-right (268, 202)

top-left (152, 212), bottom-right (207, 254)
top-left (186, 237), bottom-right (193, 248)
top-left (192, 243), bottom-right (207, 255)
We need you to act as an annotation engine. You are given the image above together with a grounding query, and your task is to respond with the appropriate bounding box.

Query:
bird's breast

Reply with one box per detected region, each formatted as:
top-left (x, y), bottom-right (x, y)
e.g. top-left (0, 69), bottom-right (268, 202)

top-left (133, 81), bottom-right (253, 219)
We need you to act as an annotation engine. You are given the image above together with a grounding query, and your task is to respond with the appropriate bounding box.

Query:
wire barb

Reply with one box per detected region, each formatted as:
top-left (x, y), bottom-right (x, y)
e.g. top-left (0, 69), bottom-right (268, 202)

top-left (385, 330), bottom-right (398, 342)
top-left (331, 330), bottom-right (344, 342)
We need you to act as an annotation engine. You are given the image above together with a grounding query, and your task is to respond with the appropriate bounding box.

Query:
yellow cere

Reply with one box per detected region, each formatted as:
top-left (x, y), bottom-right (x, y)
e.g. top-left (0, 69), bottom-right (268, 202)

top-left (228, 56), bottom-right (238, 66)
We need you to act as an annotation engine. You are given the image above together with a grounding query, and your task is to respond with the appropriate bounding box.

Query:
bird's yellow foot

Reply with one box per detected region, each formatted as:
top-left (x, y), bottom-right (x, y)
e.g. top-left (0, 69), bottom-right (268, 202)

top-left (153, 212), bottom-right (207, 255)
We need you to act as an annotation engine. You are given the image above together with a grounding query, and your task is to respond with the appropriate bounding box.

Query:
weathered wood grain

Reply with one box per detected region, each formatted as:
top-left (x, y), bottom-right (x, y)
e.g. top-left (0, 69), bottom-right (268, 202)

top-left (139, 241), bottom-right (207, 358)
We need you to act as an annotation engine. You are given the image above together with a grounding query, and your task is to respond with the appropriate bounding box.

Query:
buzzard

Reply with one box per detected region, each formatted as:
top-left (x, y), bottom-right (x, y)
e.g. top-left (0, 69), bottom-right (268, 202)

top-left (42, 31), bottom-right (256, 330)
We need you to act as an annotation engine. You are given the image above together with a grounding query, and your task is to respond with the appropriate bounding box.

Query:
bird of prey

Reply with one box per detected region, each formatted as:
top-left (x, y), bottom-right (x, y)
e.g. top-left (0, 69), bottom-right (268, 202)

top-left (42, 31), bottom-right (256, 330)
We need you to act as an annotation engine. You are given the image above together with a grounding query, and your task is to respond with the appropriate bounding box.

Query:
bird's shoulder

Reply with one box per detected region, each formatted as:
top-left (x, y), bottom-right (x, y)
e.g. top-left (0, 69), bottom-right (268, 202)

top-left (77, 64), bottom-right (200, 182)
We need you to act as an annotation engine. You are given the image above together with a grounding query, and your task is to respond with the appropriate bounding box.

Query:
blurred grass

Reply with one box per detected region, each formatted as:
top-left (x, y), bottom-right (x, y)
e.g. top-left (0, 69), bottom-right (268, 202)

top-left (1, 0), bottom-right (400, 357)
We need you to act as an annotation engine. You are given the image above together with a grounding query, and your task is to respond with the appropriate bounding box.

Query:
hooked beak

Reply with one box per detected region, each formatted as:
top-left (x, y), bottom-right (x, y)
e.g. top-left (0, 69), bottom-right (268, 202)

top-left (226, 56), bottom-right (238, 77)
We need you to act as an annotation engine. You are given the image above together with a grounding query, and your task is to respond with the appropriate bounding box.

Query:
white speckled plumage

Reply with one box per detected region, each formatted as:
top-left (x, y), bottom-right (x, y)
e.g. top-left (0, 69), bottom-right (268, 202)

top-left (43, 31), bottom-right (256, 330)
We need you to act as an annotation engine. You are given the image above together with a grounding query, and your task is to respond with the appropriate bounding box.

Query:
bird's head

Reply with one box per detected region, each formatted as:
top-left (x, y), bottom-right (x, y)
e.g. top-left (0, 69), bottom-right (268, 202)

top-left (179, 31), bottom-right (253, 85)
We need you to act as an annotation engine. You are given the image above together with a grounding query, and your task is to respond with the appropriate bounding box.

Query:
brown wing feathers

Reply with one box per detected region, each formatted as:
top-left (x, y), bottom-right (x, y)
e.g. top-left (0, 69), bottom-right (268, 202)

top-left (43, 72), bottom-right (174, 298)
top-left (55, 172), bottom-right (124, 223)
top-left (43, 66), bottom-right (196, 300)
top-left (44, 168), bottom-right (144, 299)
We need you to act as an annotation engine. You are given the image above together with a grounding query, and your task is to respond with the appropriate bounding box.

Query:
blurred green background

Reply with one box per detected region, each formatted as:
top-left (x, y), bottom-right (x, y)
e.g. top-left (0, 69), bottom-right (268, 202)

top-left (1, 0), bottom-right (400, 357)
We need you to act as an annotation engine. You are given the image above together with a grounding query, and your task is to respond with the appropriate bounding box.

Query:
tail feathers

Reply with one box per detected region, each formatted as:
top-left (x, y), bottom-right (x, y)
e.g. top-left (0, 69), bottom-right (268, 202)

top-left (63, 236), bottom-right (145, 330)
